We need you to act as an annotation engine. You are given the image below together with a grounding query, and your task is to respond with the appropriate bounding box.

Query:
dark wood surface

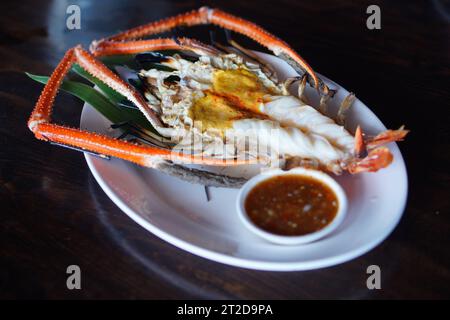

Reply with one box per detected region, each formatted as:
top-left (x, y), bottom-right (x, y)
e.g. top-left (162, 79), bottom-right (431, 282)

top-left (1, 0), bottom-right (449, 299)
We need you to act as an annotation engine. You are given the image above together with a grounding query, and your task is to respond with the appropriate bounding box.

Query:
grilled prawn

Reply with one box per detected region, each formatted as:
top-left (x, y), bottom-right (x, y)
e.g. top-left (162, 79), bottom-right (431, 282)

top-left (28, 7), bottom-right (408, 187)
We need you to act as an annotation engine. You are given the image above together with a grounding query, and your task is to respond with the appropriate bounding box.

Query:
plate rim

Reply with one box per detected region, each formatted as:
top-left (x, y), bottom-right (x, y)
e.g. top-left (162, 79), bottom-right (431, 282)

top-left (85, 152), bottom-right (407, 271)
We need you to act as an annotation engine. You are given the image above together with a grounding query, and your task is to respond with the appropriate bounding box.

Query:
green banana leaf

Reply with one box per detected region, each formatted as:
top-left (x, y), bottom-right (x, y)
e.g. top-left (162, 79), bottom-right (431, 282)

top-left (71, 64), bottom-right (124, 104)
top-left (26, 72), bottom-right (160, 136)
top-left (26, 72), bottom-right (125, 123)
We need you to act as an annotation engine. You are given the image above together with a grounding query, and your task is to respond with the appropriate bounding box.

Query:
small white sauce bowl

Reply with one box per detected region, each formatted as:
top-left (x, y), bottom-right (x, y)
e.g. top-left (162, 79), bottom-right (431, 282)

top-left (236, 167), bottom-right (347, 245)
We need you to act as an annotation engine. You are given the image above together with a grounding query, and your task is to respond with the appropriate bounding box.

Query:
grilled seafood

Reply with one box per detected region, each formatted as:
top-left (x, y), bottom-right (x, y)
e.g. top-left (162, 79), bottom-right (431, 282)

top-left (138, 52), bottom-right (369, 174)
top-left (28, 7), bottom-right (408, 187)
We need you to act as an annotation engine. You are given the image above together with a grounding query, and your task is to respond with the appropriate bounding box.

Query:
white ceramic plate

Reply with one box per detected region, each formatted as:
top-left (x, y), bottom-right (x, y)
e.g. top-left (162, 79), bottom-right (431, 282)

top-left (80, 52), bottom-right (408, 271)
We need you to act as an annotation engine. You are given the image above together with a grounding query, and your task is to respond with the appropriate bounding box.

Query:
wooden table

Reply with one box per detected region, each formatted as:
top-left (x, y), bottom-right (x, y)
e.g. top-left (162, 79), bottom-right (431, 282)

top-left (1, 0), bottom-right (449, 299)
